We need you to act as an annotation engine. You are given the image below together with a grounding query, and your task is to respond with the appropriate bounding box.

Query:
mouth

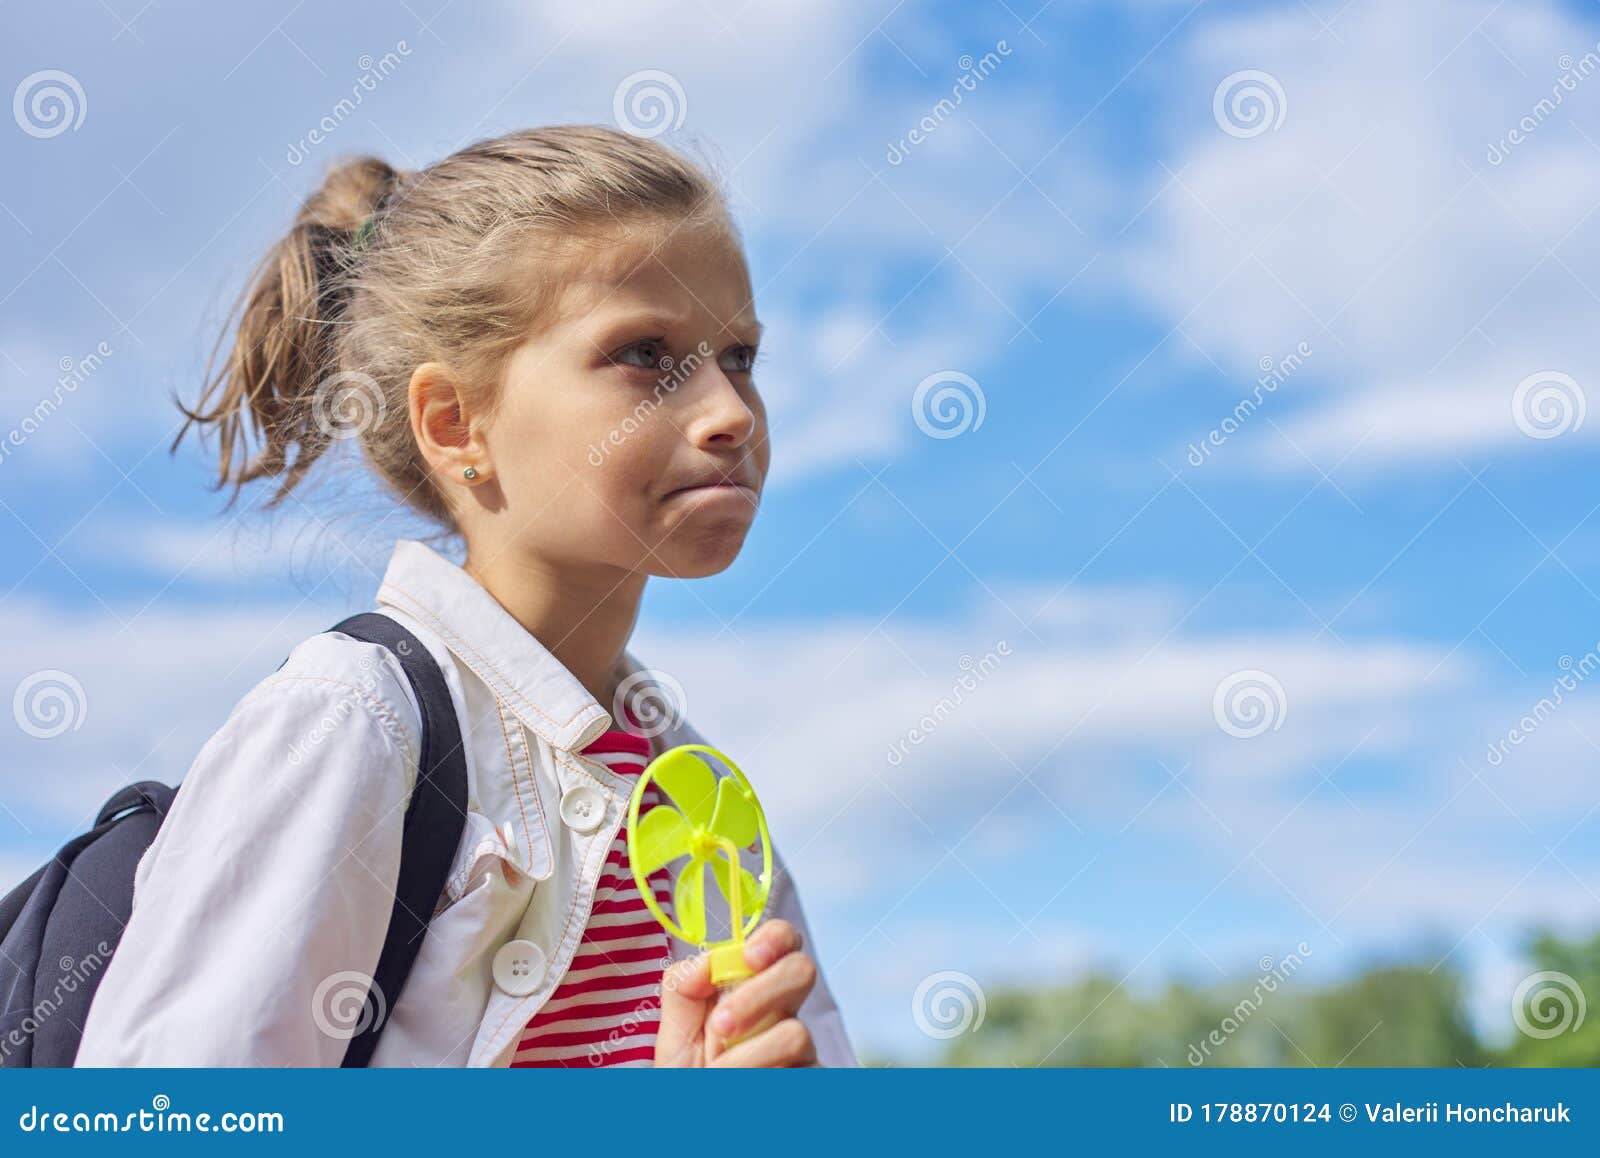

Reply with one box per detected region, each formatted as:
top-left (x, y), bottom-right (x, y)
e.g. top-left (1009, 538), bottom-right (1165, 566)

top-left (665, 469), bottom-right (759, 500)
top-left (665, 481), bottom-right (758, 500)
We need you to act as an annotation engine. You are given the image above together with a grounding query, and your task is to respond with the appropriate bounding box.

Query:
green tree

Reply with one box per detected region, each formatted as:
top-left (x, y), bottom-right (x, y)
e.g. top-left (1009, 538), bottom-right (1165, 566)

top-left (923, 931), bottom-right (1600, 1067)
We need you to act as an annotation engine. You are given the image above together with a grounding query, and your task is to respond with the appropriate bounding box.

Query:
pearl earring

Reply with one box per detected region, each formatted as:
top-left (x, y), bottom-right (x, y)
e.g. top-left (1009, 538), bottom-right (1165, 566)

top-left (462, 465), bottom-right (479, 481)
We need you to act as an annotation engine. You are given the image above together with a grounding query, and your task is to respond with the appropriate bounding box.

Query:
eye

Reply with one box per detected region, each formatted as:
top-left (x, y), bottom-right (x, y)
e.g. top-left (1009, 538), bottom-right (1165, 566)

top-left (613, 338), bottom-right (669, 372)
top-left (719, 345), bottom-right (758, 374)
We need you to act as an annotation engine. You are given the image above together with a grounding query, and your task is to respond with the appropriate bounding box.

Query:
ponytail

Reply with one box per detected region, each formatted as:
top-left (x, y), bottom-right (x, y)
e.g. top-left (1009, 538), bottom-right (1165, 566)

top-left (172, 157), bottom-right (401, 510)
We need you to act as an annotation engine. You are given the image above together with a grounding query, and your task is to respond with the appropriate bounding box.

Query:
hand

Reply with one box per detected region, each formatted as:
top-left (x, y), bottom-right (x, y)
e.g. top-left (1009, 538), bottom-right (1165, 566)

top-left (654, 919), bottom-right (819, 1067)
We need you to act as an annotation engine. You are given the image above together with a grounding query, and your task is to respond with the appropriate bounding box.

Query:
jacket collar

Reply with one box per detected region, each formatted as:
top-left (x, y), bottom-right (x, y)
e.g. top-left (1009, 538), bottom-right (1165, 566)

top-left (375, 539), bottom-right (627, 753)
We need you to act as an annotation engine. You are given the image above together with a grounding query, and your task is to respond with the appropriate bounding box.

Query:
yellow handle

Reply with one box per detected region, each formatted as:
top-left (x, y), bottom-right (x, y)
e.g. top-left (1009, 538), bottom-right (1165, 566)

top-left (706, 836), bottom-right (753, 984)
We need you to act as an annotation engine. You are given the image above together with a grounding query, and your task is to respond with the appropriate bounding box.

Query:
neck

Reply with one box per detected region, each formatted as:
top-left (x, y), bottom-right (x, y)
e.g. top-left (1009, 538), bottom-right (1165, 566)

top-left (463, 548), bottom-right (646, 711)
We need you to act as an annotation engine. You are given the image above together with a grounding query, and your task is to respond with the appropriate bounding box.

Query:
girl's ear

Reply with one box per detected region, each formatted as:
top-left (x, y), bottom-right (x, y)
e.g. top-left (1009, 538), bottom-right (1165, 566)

top-left (409, 361), bottom-right (490, 477)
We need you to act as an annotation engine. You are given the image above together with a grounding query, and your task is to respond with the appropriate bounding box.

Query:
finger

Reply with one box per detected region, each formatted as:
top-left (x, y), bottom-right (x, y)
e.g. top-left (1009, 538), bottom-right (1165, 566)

top-left (712, 1017), bottom-right (817, 1068)
top-left (740, 918), bottom-right (803, 972)
top-left (654, 951), bottom-right (717, 1067)
top-left (703, 921), bottom-right (807, 1058)
top-left (709, 950), bottom-right (818, 1043)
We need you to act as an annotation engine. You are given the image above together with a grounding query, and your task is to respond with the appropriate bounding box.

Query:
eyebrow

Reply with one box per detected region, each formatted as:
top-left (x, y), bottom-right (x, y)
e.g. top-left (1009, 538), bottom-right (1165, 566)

top-left (589, 309), bottom-right (765, 341)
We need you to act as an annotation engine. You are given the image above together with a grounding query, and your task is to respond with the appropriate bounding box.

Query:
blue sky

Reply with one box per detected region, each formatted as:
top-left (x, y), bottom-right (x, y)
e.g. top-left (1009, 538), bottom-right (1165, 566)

top-left (3, 0), bottom-right (1600, 1062)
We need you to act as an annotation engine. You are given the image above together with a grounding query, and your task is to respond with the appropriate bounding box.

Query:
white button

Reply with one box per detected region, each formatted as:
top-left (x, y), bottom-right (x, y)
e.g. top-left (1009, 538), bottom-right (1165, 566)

top-left (492, 939), bottom-right (547, 996)
top-left (559, 785), bottom-right (606, 833)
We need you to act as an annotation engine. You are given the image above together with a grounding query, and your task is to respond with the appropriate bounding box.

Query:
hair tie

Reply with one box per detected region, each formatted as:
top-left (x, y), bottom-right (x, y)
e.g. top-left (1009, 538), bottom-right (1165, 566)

top-left (351, 213), bottom-right (379, 253)
top-left (352, 178), bottom-right (403, 254)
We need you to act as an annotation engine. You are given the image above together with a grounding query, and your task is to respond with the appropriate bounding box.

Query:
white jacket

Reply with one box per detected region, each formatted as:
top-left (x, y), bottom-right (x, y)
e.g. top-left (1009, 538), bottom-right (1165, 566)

top-left (76, 538), bottom-right (857, 1067)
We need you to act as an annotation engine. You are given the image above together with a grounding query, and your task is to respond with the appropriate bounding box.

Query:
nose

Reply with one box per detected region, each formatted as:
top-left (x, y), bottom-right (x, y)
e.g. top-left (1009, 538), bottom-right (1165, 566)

top-left (684, 362), bottom-right (757, 450)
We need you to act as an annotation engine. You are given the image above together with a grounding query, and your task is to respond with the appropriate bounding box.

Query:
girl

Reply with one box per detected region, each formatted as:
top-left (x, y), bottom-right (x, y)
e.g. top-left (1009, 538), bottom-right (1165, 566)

top-left (75, 126), bottom-right (856, 1068)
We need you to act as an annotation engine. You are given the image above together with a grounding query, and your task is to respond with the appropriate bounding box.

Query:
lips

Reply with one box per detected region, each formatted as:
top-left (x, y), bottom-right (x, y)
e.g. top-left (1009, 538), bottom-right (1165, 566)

top-left (666, 468), bottom-right (758, 498)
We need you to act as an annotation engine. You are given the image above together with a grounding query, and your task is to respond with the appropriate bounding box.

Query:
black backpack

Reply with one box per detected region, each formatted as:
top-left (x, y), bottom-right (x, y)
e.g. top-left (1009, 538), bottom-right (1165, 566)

top-left (0, 612), bottom-right (468, 1067)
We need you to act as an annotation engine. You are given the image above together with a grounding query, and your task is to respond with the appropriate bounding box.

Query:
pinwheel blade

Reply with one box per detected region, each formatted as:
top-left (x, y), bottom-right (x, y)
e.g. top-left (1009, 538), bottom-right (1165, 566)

top-left (651, 749), bottom-right (716, 829)
top-left (708, 777), bottom-right (760, 848)
top-left (709, 855), bottom-right (763, 924)
top-left (632, 805), bottom-right (694, 875)
top-left (674, 859), bottom-right (707, 944)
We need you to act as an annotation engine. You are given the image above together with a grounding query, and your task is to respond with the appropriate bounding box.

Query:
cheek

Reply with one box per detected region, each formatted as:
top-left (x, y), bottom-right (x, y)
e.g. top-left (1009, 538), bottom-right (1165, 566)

top-left (585, 432), bottom-right (663, 507)
top-left (561, 407), bottom-right (671, 519)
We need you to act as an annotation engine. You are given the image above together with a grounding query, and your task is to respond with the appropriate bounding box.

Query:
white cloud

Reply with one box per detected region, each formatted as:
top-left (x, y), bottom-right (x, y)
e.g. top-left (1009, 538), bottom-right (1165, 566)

top-left (1118, 0), bottom-right (1600, 472)
top-left (0, 594), bottom-right (337, 840)
top-left (79, 502), bottom-right (397, 586)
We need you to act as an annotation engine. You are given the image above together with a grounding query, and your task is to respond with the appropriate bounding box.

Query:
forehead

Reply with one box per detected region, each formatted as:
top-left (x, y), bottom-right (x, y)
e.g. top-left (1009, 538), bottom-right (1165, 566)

top-left (550, 218), bottom-right (759, 335)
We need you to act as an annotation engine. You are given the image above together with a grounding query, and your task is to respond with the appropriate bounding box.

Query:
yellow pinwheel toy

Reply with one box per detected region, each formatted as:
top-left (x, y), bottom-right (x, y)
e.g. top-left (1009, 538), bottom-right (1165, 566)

top-left (625, 744), bottom-right (771, 986)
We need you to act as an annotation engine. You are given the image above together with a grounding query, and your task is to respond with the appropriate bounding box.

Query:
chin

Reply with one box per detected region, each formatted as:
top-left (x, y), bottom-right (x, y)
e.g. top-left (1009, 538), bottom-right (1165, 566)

top-left (651, 527), bottom-right (751, 578)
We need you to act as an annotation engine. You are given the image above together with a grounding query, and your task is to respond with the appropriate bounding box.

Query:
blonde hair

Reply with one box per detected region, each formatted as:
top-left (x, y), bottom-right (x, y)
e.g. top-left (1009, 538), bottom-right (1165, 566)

top-left (174, 125), bottom-right (732, 527)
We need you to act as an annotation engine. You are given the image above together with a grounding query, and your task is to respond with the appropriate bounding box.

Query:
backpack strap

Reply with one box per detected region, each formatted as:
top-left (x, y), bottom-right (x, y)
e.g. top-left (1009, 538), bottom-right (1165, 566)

top-left (326, 612), bottom-right (468, 1068)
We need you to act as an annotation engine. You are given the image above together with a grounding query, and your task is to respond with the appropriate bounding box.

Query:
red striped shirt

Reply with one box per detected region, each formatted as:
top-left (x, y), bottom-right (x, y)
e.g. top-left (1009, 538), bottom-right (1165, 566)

top-left (511, 716), bottom-right (673, 1068)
